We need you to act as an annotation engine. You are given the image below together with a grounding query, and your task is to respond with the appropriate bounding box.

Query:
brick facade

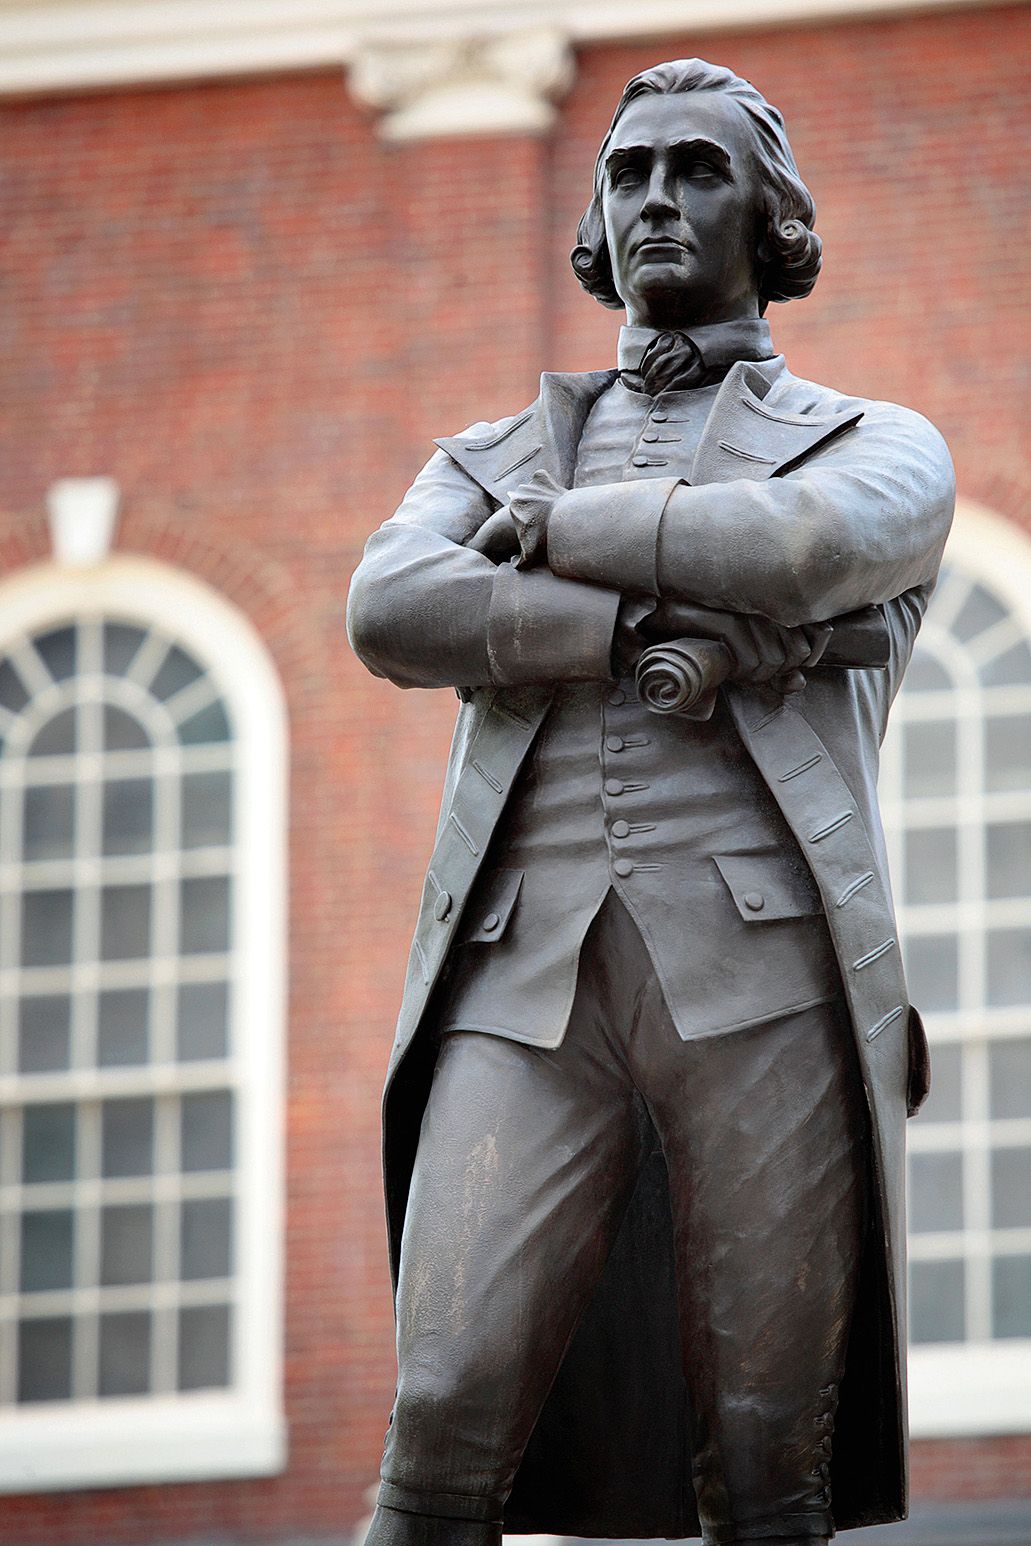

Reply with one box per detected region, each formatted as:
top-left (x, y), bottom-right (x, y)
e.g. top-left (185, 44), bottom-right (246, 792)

top-left (0, 5), bottom-right (1028, 1540)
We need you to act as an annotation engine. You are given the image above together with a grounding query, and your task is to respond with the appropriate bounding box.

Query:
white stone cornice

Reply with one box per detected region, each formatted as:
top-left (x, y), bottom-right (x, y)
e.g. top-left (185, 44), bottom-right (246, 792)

top-left (349, 28), bottom-right (574, 140)
top-left (0, 0), bottom-right (1017, 108)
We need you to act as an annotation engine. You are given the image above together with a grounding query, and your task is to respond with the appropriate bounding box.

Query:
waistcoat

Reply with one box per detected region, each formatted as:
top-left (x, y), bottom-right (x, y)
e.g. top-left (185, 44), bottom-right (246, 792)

top-left (439, 378), bottom-right (840, 1044)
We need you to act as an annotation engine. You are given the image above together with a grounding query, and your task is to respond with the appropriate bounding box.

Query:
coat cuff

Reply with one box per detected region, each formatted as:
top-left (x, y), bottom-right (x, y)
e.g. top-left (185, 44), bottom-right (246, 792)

top-left (487, 561), bottom-right (622, 685)
top-left (546, 479), bottom-right (680, 594)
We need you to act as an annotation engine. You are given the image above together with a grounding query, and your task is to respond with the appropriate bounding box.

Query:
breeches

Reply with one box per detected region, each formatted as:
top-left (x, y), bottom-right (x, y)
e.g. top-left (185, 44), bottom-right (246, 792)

top-left (377, 890), bottom-right (865, 1544)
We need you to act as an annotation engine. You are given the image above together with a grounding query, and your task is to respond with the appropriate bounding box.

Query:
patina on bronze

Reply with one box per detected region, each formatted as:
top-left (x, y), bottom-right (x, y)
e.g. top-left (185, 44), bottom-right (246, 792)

top-left (347, 58), bottom-right (955, 1546)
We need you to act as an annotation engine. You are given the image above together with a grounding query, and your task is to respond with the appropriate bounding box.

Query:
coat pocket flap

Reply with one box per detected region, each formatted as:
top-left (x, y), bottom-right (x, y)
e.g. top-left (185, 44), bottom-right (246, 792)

top-left (713, 852), bottom-right (822, 921)
top-left (459, 868), bottom-right (524, 943)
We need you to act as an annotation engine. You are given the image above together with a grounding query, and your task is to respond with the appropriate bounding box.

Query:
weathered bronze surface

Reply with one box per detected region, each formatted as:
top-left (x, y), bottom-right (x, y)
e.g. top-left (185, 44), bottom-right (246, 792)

top-left (347, 58), bottom-right (955, 1546)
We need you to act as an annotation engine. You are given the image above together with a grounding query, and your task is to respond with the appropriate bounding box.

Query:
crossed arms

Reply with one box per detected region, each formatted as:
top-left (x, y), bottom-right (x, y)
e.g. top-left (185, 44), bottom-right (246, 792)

top-left (346, 397), bottom-right (954, 694)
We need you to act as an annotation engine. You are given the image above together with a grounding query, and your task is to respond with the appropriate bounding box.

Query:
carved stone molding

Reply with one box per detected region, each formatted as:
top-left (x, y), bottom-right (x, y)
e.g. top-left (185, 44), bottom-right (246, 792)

top-left (349, 27), bottom-right (574, 140)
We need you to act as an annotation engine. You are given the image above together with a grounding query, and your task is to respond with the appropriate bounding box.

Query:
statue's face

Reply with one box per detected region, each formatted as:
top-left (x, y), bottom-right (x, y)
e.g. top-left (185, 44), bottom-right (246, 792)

top-left (601, 89), bottom-right (762, 329)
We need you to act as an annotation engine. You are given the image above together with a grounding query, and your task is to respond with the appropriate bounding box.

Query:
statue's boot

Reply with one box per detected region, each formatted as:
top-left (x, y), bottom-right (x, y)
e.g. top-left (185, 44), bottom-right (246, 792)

top-left (362, 1504), bottom-right (502, 1546)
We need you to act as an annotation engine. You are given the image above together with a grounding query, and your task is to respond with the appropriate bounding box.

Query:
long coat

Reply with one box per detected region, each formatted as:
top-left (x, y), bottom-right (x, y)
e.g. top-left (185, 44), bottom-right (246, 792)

top-left (346, 355), bottom-right (956, 1538)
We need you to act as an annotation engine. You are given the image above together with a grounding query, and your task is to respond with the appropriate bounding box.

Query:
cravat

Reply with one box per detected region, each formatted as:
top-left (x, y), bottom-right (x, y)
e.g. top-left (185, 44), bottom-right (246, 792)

top-left (620, 330), bottom-right (724, 396)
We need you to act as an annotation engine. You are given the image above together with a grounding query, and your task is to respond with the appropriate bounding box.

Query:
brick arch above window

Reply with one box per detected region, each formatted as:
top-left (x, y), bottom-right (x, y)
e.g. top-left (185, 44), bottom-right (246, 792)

top-left (0, 555), bottom-right (287, 1492)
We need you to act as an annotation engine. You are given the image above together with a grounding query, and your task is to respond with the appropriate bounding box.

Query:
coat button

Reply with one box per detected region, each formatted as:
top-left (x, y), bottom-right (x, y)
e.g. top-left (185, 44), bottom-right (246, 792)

top-left (482, 911), bottom-right (501, 933)
top-left (606, 735), bottom-right (625, 753)
top-left (631, 455), bottom-right (650, 467)
top-left (651, 411), bottom-right (668, 422)
top-left (433, 891), bottom-right (452, 921)
top-left (607, 688), bottom-right (626, 706)
top-left (605, 778), bottom-right (625, 796)
top-left (611, 819), bottom-right (631, 839)
top-left (613, 858), bottom-right (634, 878)
top-left (743, 891), bottom-right (765, 912)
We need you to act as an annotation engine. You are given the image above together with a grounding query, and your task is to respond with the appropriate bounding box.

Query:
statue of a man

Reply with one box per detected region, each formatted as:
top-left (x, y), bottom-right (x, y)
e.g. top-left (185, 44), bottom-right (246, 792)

top-left (347, 58), bottom-right (955, 1546)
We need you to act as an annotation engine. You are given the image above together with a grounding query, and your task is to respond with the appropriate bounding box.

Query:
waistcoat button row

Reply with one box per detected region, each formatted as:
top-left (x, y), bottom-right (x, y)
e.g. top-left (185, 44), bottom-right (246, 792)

top-left (611, 820), bottom-right (631, 839)
top-left (604, 778), bottom-right (625, 796)
top-left (651, 411), bottom-right (668, 422)
top-left (613, 858), bottom-right (634, 878)
top-left (606, 735), bottom-right (625, 753)
top-left (607, 688), bottom-right (626, 706)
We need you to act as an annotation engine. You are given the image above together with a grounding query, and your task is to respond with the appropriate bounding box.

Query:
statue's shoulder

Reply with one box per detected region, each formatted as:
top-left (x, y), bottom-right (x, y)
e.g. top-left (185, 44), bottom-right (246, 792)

top-left (774, 366), bottom-right (949, 453)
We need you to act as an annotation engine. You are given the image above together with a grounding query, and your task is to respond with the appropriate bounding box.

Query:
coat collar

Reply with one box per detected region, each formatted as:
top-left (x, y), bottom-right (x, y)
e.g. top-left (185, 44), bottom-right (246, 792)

top-left (435, 356), bottom-right (863, 498)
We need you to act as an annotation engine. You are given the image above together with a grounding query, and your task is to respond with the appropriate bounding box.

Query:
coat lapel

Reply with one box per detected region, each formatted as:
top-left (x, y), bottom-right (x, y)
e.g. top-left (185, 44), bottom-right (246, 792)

top-left (690, 357), bottom-right (864, 486)
top-left (435, 370), bottom-right (616, 500)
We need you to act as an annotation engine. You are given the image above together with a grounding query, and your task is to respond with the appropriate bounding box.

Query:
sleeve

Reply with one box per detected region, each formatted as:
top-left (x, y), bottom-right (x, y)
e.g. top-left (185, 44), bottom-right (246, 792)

top-left (545, 401), bottom-right (956, 627)
top-left (346, 440), bottom-right (622, 691)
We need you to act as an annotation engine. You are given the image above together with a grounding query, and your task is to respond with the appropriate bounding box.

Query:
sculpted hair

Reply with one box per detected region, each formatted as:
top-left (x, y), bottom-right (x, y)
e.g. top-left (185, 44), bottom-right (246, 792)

top-left (571, 58), bottom-right (822, 312)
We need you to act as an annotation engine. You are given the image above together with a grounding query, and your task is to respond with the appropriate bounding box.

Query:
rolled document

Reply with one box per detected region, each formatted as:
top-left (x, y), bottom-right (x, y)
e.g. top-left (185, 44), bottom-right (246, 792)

top-left (636, 606), bottom-right (890, 721)
top-left (636, 639), bottom-right (731, 720)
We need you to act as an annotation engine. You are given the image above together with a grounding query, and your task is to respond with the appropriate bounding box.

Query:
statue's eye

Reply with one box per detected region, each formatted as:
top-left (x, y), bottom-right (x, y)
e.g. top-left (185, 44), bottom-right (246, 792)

top-left (612, 165), bottom-right (642, 189)
top-left (684, 159), bottom-right (719, 181)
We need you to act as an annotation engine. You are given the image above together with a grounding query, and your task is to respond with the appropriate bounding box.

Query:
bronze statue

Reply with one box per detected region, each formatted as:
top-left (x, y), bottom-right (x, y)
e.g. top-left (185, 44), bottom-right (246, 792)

top-left (347, 58), bottom-right (955, 1546)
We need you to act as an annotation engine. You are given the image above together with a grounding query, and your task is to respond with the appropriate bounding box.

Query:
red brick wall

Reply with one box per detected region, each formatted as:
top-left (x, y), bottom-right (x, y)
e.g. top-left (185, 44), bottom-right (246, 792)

top-left (0, 5), bottom-right (1028, 1540)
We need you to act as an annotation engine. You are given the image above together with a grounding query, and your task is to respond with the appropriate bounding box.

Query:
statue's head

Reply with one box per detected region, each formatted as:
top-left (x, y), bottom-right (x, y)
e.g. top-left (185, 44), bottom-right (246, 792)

top-left (571, 59), bottom-right (821, 328)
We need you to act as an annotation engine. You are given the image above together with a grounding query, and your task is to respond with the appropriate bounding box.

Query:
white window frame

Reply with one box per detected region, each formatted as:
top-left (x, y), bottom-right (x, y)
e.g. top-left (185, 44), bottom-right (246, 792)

top-left (881, 500), bottom-right (1031, 1438)
top-left (0, 555), bottom-right (288, 1491)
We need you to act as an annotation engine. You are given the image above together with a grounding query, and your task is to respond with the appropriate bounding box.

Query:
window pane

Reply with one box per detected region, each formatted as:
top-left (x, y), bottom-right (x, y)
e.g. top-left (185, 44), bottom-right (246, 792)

top-left (951, 582), bottom-right (1008, 643)
top-left (177, 981), bottom-right (229, 1062)
top-left (18, 995), bottom-right (71, 1073)
top-left (21, 889), bottom-right (73, 967)
top-left (181, 876), bottom-right (230, 954)
top-left (23, 785), bottom-right (75, 861)
top-left (102, 779), bottom-right (153, 857)
top-left (990, 1038), bottom-right (1031, 1119)
top-left (903, 934), bottom-right (959, 1013)
top-left (904, 827), bottom-right (958, 906)
top-left (22, 1104), bottom-right (76, 1184)
top-left (182, 771), bottom-right (232, 849)
top-left (100, 884), bottom-right (151, 961)
top-left (178, 700), bottom-right (230, 747)
top-left (181, 1196), bottom-right (232, 1280)
top-left (103, 706), bottom-right (149, 752)
top-left (34, 626), bottom-right (77, 682)
top-left (993, 1256), bottom-right (1031, 1339)
top-left (0, 660), bottom-right (29, 713)
top-left (178, 1304), bottom-right (230, 1391)
top-left (98, 1311), bottom-right (151, 1398)
top-left (103, 623), bottom-right (148, 678)
top-left (101, 1098), bottom-right (154, 1178)
top-left (987, 930), bottom-right (1031, 1007)
top-left (151, 645), bottom-right (203, 702)
top-left (100, 1204), bottom-right (154, 1286)
top-left (97, 988), bottom-right (150, 1067)
top-left (181, 1090), bottom-right (232, 1173)
top-left (909, 1151), bottom-right (963, 1233)
top-left (909, 1259), bottom-right (965, 1344)
top-left (903, 721), bottom-right (957, 797)
top-left (985, 715), bottom-right (1031, 793)
top-left (904, 651), bottom-right (951, 692)
top-left (982, 639), bottom-right (1031, 687)
top-left (920, 1041), bottom-right (962, 1122)
top-left (21, 1209), bottom-right (74, 1292)
top-left (992, 1149), bottom-right (1031, 1229)
top-left (18, 1317), bottom-right (72, 1402)
top-left (28, 707), bottom-right (76, 758)
top-left (986, 822), bottom-right (1031, 900)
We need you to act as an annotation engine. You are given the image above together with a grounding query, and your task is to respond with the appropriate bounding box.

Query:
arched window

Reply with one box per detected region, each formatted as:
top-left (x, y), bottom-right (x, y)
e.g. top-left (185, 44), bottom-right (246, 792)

top-left (880, 501), bottom-right (1031, 1436)
top-left (0, 557), bottom-right (287, 1490)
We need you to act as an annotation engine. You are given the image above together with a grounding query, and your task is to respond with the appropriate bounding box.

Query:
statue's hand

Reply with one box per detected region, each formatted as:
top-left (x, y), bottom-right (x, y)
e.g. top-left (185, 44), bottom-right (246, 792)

top-left (641, 601), bottom-right (831, 695)
top-left (466, 507), bottom-right (521, 562)
top-left (506, 469), bottom-right (567, 570)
